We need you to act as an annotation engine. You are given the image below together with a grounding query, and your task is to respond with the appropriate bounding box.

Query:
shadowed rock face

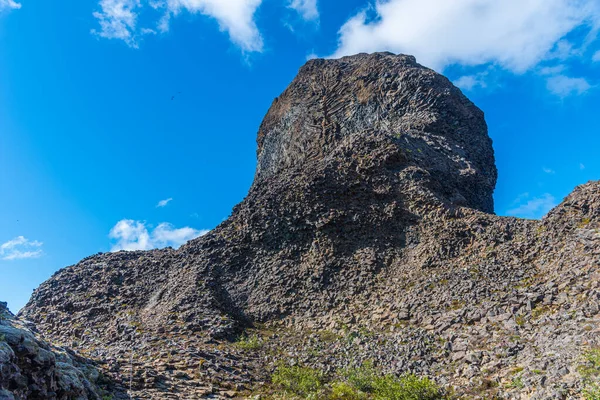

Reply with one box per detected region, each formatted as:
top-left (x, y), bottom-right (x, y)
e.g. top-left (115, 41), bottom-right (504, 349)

top-left (256, 53), bottom-right (497, 213)
top-left (18, 53), bottom-right (600, 399)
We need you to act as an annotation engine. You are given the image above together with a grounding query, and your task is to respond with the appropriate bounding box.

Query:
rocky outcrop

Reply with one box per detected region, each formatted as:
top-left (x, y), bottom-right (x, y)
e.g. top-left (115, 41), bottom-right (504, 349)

top-left (0, 302), bottom-right (126, 400)
top-left (18, 53), bottom-right (600, 399)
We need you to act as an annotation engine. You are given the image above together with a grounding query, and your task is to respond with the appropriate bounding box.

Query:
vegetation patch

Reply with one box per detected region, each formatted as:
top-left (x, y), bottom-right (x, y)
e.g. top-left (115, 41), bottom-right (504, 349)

top-left (269, 362), bottom-right (445, 400)
top-left (272, 364), bottom-right (325, 399)
top-left (579, 348), bottom-right (600, 400)
top-left (235, 333), bottom-right (264, 351)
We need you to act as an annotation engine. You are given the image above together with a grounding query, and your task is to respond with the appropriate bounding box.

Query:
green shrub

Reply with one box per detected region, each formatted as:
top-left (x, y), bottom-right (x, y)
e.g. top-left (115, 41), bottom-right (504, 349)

top-left (269, 362), bottom-right (444, 400)
top-left (328, 382), bottom-right (367, 400)
top-left (272, 365), bottom-right (324, 399)
top-left (342, 363), bottom-right (442, 400)
top-left (580, 349), bottom-right (600, 399)
top-left (586, 350), bottom-right (600, 370)
top-left (343, 363), bottom-right (378, 393)
top-left (584, 383), bottom-right (600, 400)
top-left (372, 374), bottom-right (442, 400)
top-left (0, 334), bottom-right (5, 342)
top-left (507, 376), bottom-right (524, 390)
top-left (235, 333), bottom-right (263, 350)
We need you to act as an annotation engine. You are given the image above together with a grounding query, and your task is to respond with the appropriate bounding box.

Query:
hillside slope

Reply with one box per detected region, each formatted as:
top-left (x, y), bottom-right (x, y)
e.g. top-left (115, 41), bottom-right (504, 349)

top-left (20, 53), bottom-right (600, 399)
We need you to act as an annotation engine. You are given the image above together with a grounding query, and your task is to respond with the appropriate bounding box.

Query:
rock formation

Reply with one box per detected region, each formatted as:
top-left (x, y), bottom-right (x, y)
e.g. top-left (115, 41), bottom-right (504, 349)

top-left (0, 301), bottom-right (127, 399)
top-left (17, 53), bottom-right (600, 399)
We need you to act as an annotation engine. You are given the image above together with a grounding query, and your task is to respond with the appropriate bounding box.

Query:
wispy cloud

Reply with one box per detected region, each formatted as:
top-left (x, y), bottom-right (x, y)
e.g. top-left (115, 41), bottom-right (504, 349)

top-left (454, 74), bottom-right (487, 91)
top-left (288, 0), bottom-right (319, 21)
top-left (156, 197), bottom-right (173, 208)
top-left (0, 0), bottom-right (21, 12)
top-left (593, 50), bottom-right (600, 62)
top-left (0, 236), bottom-right (43, 261)
top-left (542, 167), bottom-right (556, 174)
top-left (546, 74), bottom-right (592, 97)
top-left (506, 193), bottom-right (558, 219)
top-left (94, 0), bottom-right (265, 51)
top-left (539, 65), bottom-right (566, 76)
top-left (109, 219), bottom-right (208, 251)
top-left (580, 163), bottom-right (586, 170)
top-left (332, 0), bottom-right (600, 74)
top-left (92, 0), bottom-right (141, 47)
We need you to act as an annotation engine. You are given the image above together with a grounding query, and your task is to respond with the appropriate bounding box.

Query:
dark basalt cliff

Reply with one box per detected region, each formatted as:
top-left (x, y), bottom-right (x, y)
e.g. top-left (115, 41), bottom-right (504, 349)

top-left (255, 53), bottom-right (496, 213)
top-left (16, 53), bottom-right (600, 399)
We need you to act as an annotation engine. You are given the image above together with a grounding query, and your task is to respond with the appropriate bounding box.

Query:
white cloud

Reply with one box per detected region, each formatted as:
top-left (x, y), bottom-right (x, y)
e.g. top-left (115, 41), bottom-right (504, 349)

top-left (546, 75), bottom-right (592, 97)
top-left (92, 0), bottom-right (141, 47)
top-left (101, 0), bottom-right (265, 51)
top-left (539, 65), bottom-right (566, 75)
top-left (156, 197), bottom-right (173, 208)
top-left (506, 193), bottom-right (558, 219)
top-left (542, 167), bottom-right (556, 174)
top-left (593, 50), bottom-right (600, 62)
top-left (109, 219), bottom-right (208, 251)
top-left (547, 39), bottom-right (580, 60)
top-left (288, 0), bottom-right (318, 21)
top-left (0, 236), bottom-right (43, 261)
top-left (332, 0), bottom-right (600, 73)
top-left (580, 163), bottom-right (586, 170)
top-left (0, 0), bottom-right (21, 12)
top-left (454, 74), bottom-right (486, 91)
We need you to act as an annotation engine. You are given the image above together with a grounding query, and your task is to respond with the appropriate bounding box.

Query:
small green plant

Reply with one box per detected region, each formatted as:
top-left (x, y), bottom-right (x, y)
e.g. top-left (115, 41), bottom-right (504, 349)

top-left (0, 334), bottom-right (5, 342)
top-left (272, 364), bottom-right (325, 399)
top-left (319, 330), bottom-right (340, 342)
top-left (578, 218), bottom-right (592, 228)
top-left (510, 366), bottom-right (524, 374)
top-left (580, 349), bottom-right (600, 379)
top-left (235, 333), bottom-right (263, 350)
top-left (584, 383), bottom-right (600, 400)
top-left (507, 376), bottom-right (524, 390)
top-left (343, 363), bottom-right (378, 393)
top-left (531, 305), bottom-right (551, 319)
top-left (515, 315), bottom-right (526, 327)
top-left (580, 348), bottom-right (600, 399)
top-left (329, 382), bottom-right (367, 400)
top-left (101, 395), bottom-right (114, 400)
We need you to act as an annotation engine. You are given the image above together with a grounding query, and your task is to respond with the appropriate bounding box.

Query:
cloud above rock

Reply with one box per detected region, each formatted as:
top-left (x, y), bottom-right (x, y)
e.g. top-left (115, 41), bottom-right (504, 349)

top-left (109, 219), bottom-right (208, 251)
top-left (332, 0), bottom-right (600, 73)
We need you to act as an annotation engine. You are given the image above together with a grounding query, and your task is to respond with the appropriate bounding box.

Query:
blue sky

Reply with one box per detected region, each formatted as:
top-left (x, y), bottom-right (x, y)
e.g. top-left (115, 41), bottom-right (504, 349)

top-left (1, 0), bottom-right (599, 311)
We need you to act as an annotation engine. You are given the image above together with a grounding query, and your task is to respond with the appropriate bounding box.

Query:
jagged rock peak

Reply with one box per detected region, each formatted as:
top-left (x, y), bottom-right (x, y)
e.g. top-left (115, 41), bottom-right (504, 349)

top-left (255, 52), bottom-right (498, 213)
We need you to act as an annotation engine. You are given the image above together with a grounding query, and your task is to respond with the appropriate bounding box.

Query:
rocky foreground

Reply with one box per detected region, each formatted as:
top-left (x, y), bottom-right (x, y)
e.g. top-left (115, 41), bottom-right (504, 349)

top-left (0, 301), bottom-right (129, 399)
top-left (9, 53), bottom-right (600, 399)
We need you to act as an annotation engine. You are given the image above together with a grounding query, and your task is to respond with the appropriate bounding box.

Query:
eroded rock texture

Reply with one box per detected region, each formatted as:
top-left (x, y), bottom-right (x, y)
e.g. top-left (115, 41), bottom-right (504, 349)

top-left (19, 53), bottom-right (600, 399)
top-left (0, 302), bottom-right (126, 400)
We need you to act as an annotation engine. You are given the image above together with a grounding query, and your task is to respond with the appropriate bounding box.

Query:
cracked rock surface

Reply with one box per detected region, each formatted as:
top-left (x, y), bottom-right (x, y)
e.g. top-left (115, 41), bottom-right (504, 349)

top-left (0, 301), bottom-right (127, 400)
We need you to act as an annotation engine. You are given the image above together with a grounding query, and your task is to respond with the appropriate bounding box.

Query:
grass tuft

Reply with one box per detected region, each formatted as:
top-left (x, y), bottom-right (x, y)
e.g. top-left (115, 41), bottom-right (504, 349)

top-left (235, 333), bottom-right (264, 350)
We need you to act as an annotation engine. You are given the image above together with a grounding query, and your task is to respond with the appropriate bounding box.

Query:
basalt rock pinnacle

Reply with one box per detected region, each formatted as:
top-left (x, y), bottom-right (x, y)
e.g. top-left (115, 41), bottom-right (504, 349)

top-left (256, 52), bottom-right (497, 213)
top-left (17, 53), bottom-right (600, 399)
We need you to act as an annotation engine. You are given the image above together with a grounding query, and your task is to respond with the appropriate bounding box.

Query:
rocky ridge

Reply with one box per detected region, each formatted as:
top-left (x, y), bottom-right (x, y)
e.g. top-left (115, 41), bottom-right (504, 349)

top-left (0, 301), bottom-right (127, 399)
top-left (16, 53), bottom-right (600, 399)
